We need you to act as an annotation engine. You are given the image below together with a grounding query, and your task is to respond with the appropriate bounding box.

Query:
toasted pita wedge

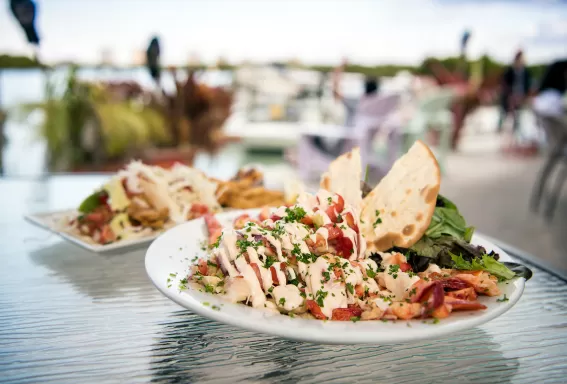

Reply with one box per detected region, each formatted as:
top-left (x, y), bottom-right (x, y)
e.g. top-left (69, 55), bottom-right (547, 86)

top-left (320, 147), bottom-right (363, 210)
top-left (360, 141), bottom-right (440, 252)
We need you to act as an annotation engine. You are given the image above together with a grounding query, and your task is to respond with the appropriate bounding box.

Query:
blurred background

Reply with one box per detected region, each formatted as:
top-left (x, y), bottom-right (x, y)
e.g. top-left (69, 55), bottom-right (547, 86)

top-left (1, 0), bottom-right (566, 272)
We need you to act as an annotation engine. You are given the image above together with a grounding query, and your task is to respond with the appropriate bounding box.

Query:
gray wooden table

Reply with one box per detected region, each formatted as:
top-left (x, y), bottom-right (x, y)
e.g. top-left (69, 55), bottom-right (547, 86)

top-left (1, 176), bottom-right (566, 383)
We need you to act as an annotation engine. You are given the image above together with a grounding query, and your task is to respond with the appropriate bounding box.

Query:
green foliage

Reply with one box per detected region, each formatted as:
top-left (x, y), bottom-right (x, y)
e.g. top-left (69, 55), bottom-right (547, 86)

top-left (14, 67), bottom-right (171, 170)
top-left (0, 54), bottom-right (46, 69)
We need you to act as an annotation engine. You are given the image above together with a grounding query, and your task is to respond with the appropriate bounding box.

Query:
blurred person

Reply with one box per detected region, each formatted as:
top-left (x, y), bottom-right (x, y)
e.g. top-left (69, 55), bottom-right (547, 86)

top-left (309, 63), bottom-right (380, 157)
top-left (497, 51), bottom-right (532, 138)
top-left (532, 59), bottom-right (567, 118)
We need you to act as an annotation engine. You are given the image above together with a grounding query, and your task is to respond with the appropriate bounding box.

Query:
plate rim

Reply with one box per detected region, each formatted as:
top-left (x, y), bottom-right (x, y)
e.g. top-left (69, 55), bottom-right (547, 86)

top-left (25, 210), bottom-right (158, 253)
top-left (145, 209), bottom-right (526, 344)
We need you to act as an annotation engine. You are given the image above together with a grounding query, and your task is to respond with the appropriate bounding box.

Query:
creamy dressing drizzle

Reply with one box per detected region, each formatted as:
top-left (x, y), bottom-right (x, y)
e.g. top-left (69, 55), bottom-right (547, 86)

top-left (209, 190), bottom-right (392, 316)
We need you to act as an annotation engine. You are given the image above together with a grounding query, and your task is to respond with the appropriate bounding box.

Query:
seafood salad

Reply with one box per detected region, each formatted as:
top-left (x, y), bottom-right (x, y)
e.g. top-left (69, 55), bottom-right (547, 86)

top-left (187, 143), bottom-right (529, 321)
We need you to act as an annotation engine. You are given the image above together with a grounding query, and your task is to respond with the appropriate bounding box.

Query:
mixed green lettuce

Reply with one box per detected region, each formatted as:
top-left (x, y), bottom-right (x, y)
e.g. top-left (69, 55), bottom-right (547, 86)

top-left (391, 195), bottom-right (530, 281)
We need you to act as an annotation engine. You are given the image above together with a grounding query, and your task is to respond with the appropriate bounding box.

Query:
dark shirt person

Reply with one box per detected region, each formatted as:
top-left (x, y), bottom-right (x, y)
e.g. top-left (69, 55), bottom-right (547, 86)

top-left (498, 50), bottom-right (532, 133)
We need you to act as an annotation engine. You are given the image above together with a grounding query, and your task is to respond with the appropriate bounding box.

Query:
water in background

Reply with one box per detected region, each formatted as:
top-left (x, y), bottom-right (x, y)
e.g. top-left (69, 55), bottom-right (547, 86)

top-left (0, 68), bottom-right (234, 176)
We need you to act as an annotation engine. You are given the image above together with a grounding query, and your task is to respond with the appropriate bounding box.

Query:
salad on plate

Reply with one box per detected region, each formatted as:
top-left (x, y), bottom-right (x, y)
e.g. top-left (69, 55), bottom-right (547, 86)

top-left (187, 141), bottom-right (531, 322)
top-left (63, 161), bottom-right (290, 245)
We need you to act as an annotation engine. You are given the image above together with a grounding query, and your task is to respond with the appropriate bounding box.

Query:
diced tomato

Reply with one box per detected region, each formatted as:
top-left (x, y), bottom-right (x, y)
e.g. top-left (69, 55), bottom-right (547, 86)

top-left (331, 306), bottom-right (363, 321)
top-left (190, 203), bottom-right (209, 218)
top-left (324, 224), bottom-right (343, 240)
top-left (300, 216), bottom-right (314, 226)
top-left (270, 215), bottom-right (282, 221)
top-left (204, 214), bottom-right (222, 246)
top-left (326, 206), bottom-right (338, 222)
top-left (343, 212), bottom-right (359, 233)
top-left (233, 214), bottom-right (251, 229)
top-left (98, 191), bottom-right (109, 204)
top-left (333, 267), bottom-right (343, 279)
top-left (198, 260), bottom-right (209, 276)
top-left (258, 206), bottom-right (271, 221)
top-left (325, 194), bottom-right (345, 222)
top-left (306, 300), bottom-right (327, 320)
top-left (85, 212), bottom-right (106, 225)
top-left (250, 263), bottom-right (264, 288)
top-left (355, 284), bottom-right (365, 298)
top-left (280, 262), bottom-right (288, 271)
top-left (399, 262), bottom-right (412, 272)
top-left (270, 266), bottom-right (280, 285)
top-left (332, 236), bottom-right (354, 258)
top-left (99, 224), bottom-right (116, 244)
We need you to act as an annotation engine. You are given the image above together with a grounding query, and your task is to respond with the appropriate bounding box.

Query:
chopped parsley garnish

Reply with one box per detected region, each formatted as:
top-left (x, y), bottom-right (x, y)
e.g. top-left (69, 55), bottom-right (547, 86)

top-left (169, 273), bottom-right (177, 277)
top-left (203, 302), bottom-right (210, 306)
top-left (299, 290), bottom-right (306, 298)
top-left (271, 222), bottom-right (286, 237)
top-left (407, 270), bottom-right (417, 278)
top-left (408, 287), bottom-right (417, 297)
top-left (212, 305), bottom-right (221, 311)
top-left (207, 260), bottom-right (217, 267)
top-left (279, 298), bottom-right (286, 306)
top-left (191, 255), bottom-right (199, 262)
top-left (366, 268), bottom-right (376, 278)
top-left (497, 294), bottom-right (509, 302)
top-left (204, 284), bottom-right (215, 293)
top-left (327, 197), bottom-right (333, 204)
top-left (178, 278), bottom-right (188, 290)
top-left (216, 280), bottom-right (225, 287)
top-left (268, 286), bottom-right (274, 293)
top-left (289, 278), bottom-right (300, 286)
top-left (432, 318), bottom-right (440, 324)
top-left (346, 282), bottom-right (354, 295)
top-left (211, 234), bottom-right (223, 249)
top-left (337, 213), bottom-right (343, 222)
top-left (322, 271), bottom-right (331, 282)
top-left (423, 276), bottom-right (430, 282)
top-left (315, 289), bottom-right (328, 307)
top-left (236, 238), bottom-right (261, 253)
top-left (284, 206), bottom-right (307, 223)
top-left (388, 264), bottom-right (400, 279)
top-left (373, 210), bottom-right (382, 228)
top-left (294, 244), bottom-right (317, 264)
top-left (351, 316), bottom-right (360, 323)
top-left (263, 255), bottom-right (277, 268)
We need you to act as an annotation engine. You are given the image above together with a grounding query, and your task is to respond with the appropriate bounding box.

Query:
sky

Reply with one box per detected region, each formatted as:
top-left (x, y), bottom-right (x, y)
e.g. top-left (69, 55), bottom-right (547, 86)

top-left (1, 0), bottom-right (566, 66)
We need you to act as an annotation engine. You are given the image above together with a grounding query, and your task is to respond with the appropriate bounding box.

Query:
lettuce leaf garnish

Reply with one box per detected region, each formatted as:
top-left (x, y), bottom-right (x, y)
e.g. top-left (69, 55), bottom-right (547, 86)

top-left (78, 190), bottom-right (106, 213)
top-left (425, 195), bottom-right (475, 242)
top-left (449, 252), bottom-right (516, 281)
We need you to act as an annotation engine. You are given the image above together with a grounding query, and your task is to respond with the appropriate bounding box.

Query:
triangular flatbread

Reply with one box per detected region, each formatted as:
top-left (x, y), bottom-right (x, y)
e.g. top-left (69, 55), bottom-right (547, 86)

top-left (320, 147), bottom-right (363, 210)
top-left (360, 141), bottom-right (440, 252)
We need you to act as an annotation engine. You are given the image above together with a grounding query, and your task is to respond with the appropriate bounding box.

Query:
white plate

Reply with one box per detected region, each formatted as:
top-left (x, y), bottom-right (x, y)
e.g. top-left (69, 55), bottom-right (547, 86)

top-left (145, 209), bottom-right (526, 344)
top-left (25, 210), bottom-right (160, 253)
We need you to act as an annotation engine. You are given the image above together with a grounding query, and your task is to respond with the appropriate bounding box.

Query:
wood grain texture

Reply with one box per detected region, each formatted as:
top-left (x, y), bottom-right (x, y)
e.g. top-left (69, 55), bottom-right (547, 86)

top-left (1, 184), bottom-right (566, 383)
